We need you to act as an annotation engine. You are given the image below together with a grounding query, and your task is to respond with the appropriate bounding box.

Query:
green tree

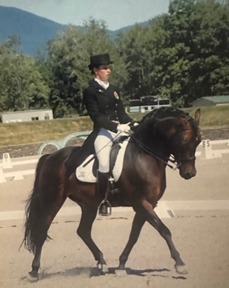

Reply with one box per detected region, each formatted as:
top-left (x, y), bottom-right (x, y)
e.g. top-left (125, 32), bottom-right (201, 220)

top-left (161, 0), bottom-right (229, 106)
top-left (117, 25), bottom-right (154, 99)
top-left (46, 26), bottom-right (83, 117)
top-left (0, 38), bottom-right (49, 111)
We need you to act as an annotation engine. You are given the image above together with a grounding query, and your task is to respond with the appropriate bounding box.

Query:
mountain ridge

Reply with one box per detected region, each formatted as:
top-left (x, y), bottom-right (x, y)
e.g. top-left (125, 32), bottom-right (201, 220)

top-left (0, 6), bottom-right (137, 57)
top-left (0, 6), bottom-right (68, 56)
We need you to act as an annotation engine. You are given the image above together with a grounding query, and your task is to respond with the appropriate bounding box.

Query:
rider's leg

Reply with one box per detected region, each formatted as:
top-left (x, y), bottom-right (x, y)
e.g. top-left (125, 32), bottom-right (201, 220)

top-left (97, 171), bottom-right (109, 198)
top-left (94, 129), bottom-right (115, 215)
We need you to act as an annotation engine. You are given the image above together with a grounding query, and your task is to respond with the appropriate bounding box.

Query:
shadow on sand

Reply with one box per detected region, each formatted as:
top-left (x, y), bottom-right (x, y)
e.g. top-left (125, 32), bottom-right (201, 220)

top-left (29, 266), bottom-right (187, 281)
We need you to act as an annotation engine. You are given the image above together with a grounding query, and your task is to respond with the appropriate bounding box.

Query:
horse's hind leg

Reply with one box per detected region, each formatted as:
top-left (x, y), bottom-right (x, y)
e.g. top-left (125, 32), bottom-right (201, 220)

top-left (77, 206), bottom-right (108, 273)
top-left (139, 207), bottom-right (188, 275)
top-left (118, 212), bottom-right (146, 270)
top-left (29, 200), bottom-right (67, 281)
top-left (25, 193), bottom-right (67, 281)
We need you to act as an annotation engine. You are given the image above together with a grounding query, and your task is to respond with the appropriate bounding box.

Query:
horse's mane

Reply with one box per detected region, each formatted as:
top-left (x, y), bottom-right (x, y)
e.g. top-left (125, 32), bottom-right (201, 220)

top-left (139, 106), bottom-right (200, 128)
top-left (135, 107), bottom-right (198, 137)
top-left (140, 107), bottom-right (189, 124)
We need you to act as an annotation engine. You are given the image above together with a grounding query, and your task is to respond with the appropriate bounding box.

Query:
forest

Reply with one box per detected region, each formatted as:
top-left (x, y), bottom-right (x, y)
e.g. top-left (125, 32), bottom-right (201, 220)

top-left (0, 0), bottom-right (228, 118)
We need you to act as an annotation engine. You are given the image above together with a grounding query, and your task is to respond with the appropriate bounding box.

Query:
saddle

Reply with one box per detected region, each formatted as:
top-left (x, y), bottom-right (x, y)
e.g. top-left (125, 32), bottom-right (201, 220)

top-left (75, 135), bottom-right (129, 183)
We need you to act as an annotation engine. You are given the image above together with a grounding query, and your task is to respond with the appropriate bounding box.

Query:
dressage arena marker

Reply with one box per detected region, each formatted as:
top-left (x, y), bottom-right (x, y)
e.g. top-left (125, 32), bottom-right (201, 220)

top-left (200, 139), bottom-right (229, 159)
top-left (0, 155), bottom-right (38, 182)
top-left (2, 153), bottom-right (13, 169)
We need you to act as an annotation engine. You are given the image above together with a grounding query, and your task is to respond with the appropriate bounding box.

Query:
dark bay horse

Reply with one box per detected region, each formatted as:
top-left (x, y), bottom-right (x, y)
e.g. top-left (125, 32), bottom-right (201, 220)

top-left (22, 107), bottom-right (201, 281)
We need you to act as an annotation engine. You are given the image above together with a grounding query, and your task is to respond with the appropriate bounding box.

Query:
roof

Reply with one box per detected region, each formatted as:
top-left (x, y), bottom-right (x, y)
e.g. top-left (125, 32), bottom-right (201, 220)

top-left (1, 109), bottom-right (52, 115)
top-left (192, 95), bottom-right (229, 106)
top-left (200, 95), bottom-right (229, 103)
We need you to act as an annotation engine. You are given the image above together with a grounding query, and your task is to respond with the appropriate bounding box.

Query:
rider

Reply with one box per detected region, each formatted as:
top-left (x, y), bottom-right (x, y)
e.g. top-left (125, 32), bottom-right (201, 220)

top-left (83, 53), bottom-right (133, 215)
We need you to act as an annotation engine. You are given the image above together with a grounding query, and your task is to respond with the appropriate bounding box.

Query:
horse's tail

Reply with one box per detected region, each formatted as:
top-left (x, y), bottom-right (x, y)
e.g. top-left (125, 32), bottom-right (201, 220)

top-left (22, 154), bottom-right (50, 254)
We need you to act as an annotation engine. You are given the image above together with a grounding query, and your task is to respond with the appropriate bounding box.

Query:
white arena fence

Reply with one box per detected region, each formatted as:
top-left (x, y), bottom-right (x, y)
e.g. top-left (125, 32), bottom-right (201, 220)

top-left (0, 138), bottom-right (229, 183)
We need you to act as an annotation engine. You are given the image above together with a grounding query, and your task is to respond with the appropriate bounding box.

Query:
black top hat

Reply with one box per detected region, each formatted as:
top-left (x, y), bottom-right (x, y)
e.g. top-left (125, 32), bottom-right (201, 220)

top-left (88, 53), bottom-right (113, 69)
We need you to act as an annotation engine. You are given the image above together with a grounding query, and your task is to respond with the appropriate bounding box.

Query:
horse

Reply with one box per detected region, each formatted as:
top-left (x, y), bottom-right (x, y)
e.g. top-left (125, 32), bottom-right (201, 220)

top-left (22, 107), bottom-right (201, 281)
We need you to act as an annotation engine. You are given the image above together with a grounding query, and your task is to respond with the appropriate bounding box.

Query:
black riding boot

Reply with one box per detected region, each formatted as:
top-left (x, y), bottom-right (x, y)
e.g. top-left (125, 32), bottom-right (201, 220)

top-left (97, 172), bottom-right (111, 216)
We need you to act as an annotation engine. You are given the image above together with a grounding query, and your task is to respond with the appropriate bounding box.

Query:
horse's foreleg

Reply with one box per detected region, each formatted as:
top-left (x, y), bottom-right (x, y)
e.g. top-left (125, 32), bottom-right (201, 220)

top-left (77, 206), bottom-right (108, 272)
top-left (118, 212), bottom-right (145, 270)
top-left (142, 207), bottom-right (188, 275)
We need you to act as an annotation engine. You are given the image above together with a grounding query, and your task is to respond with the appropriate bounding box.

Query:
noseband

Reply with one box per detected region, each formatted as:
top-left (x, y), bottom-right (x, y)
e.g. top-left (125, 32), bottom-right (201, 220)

top-left (168, 155), bottom-right (196, 170)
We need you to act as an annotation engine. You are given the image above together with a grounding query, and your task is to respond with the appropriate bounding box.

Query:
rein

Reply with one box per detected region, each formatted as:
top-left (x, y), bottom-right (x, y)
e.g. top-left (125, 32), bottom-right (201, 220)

top-left (129, 134), bottom-right (180, 170)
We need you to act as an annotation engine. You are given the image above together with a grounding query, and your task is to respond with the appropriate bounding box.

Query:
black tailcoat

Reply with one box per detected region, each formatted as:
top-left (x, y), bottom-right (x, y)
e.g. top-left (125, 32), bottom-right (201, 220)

top-left (83, 80), bottom-right (132, 133)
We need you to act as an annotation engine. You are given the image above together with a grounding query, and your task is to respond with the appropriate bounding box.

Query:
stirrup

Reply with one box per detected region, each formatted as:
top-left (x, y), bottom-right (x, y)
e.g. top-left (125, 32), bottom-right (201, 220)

top-left (98, 200), bottom-right (112, 216)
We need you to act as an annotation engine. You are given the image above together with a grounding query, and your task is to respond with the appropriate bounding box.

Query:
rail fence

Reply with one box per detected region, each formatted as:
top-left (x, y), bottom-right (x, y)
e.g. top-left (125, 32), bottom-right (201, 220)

top-left (0, 134), bottom-right (229, 183)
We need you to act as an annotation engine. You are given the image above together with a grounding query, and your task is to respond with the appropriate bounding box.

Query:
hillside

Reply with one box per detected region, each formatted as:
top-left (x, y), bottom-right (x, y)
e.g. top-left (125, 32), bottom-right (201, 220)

top-left (0, 6), bottom-right (67, 56)
top-left (0, 6), bottom-right (149, 57)
top-left (0, 6), bottom-right (136, 57)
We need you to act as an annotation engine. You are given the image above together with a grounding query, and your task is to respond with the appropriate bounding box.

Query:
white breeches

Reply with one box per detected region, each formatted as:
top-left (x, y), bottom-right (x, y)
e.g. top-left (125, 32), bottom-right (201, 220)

top-left (94, 128), bottom-right (118, 173)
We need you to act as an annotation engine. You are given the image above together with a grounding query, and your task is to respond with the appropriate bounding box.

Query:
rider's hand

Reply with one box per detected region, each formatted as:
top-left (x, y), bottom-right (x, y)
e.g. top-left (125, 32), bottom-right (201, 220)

top-left (117, 123), bottom-right (131, 133)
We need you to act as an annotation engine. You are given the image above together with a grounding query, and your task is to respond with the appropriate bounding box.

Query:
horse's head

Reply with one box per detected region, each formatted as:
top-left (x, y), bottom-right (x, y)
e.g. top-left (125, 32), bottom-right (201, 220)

top-left (164, 109), bottom-right (201, 179)
top-left (133, 107), bottom-right (201, 179)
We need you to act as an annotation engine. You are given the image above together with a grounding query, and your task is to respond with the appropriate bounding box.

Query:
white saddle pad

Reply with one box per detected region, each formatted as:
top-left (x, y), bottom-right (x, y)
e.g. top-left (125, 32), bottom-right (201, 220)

top-left (76, 139), bottom-right (129, 183)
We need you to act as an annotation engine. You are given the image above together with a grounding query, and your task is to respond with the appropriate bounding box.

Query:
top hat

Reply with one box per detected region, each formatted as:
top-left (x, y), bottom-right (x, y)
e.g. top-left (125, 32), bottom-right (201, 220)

top-left (88, 53), bottom-right (113, 69)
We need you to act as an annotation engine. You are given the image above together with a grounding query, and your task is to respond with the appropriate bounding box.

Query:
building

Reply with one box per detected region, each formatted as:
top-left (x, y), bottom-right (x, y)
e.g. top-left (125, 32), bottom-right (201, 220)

top-left (1, 109), bottom-right (53, 123)
top-left (192, 95), bottom-right (229, 107)
top-left (128, 95), bottom-right (171, 113)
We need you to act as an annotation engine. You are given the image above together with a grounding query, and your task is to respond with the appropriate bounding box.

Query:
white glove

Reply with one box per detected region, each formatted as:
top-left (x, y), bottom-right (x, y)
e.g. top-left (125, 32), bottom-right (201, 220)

top-left (117, 123), bottom-right (131, 133)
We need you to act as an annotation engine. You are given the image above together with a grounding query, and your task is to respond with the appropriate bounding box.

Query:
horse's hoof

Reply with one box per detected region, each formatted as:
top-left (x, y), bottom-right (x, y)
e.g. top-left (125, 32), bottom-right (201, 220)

top-left (175, 264), bottom-right (188, 275)
top-left (90, 267), bottom-right (102, 277)
top-left (90, 264), bottom-right (108, 277)
top-left (97, 263), bottom-right (109, 274)
top-left (101, 264), bottom-right (109, 274)
top-left (27, 271), bottom-right (39, 282)
top-left (115, 268), bottom-right (127, 277)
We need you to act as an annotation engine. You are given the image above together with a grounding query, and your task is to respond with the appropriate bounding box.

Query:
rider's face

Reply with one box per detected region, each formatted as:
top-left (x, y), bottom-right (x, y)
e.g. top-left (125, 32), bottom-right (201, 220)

top-left (94, 65), bottom-right (111, 81)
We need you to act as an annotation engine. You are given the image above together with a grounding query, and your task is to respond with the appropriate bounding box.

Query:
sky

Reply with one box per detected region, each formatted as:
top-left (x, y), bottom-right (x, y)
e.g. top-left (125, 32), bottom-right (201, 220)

top-left (0, 0), bottom-right (171, 30)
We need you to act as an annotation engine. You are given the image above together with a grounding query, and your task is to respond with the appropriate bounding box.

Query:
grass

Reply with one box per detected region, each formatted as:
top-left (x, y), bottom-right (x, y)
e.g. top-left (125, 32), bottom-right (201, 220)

top-left (0, 106), bottom-right (228, 146)
top-left (185, 106), bottom-right (229, 128)
top-left (0, 117), bottom-right (93, 146)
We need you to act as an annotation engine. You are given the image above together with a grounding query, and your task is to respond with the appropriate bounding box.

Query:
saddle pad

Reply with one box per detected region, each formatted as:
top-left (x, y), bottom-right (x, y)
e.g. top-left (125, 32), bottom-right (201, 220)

top-left (76, 139), bottom-right (129, 183)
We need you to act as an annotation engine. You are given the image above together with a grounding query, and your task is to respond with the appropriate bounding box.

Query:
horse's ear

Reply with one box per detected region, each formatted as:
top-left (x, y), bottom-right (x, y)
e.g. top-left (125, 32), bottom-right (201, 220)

top-left (194, 108), bottom-right (201, 125)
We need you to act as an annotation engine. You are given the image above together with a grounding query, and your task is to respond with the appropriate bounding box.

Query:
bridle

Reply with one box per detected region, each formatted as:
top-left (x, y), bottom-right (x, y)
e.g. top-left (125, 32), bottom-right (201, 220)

top-left (130, 123), bottom-right (197, 170)
top-left (169, 154), bottom-right (196, 169)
